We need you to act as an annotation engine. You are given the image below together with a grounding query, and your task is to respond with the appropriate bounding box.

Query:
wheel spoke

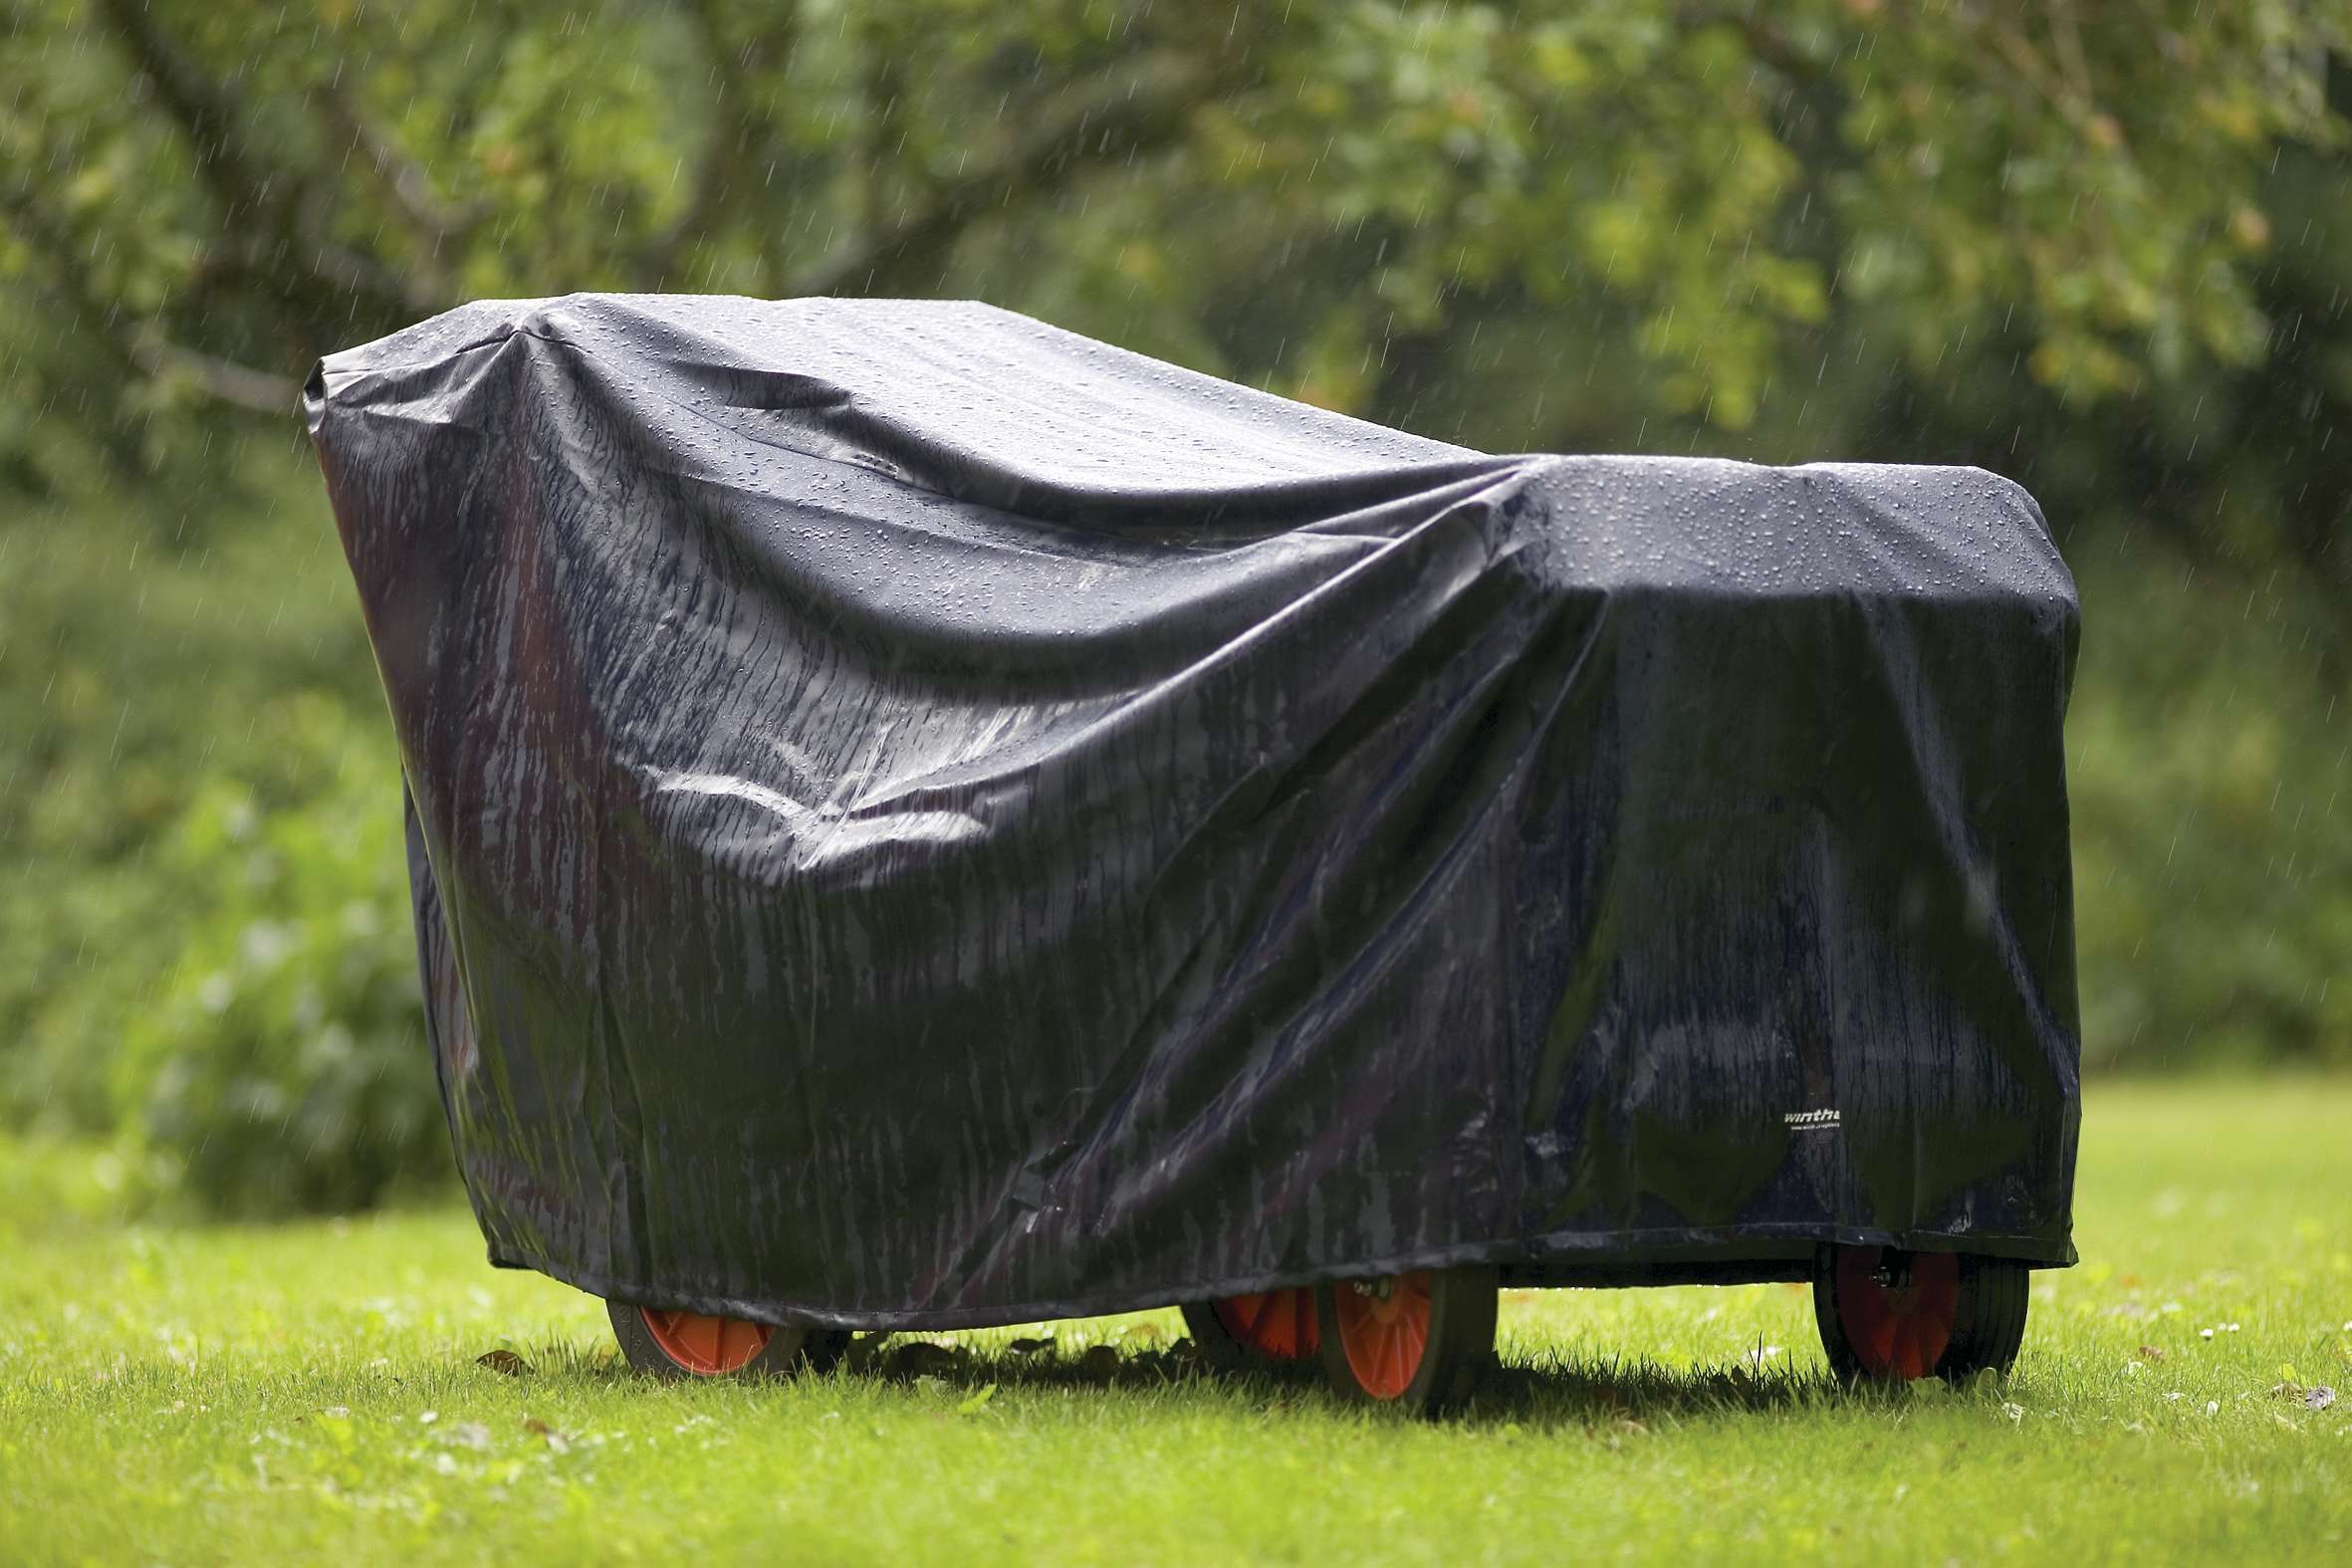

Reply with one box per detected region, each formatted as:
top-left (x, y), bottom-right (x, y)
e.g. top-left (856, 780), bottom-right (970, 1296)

top-left (722, 1317), bottom-right (771, 1368)
top-left (1912, 1254), bottom-right (1960, 1372)
top-left (1857, 1304), bottom-right (1898, 1373)
top-left (1254, 1294), bottom-right (1285, 1356)
top-left (1281, 1288), bottom-right (1313, 1357)
top-left (1213, 1289), bottom-right (1319, 1360)
top-left (1892, 1317), bottom-right (1925, 1380)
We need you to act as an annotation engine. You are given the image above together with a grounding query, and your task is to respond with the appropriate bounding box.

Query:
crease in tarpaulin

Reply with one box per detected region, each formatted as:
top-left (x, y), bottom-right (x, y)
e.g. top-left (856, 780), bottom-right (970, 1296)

top-left (548, 309), bottom-right (1516, 533)
top-left (310, 294), bottom-right (2082, 1331)
top-left (641, 766), bottom-right (988, 870)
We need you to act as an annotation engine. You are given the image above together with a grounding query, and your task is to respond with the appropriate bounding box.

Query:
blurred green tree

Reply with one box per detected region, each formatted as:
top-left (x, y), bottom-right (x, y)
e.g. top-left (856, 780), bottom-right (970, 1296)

top-left (2, 1), bottom-right (2346, 598)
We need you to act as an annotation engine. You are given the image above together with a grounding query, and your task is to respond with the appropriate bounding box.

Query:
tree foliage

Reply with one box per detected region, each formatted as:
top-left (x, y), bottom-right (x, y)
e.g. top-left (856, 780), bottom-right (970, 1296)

top-left (117, 701), bottom-right (439, 1215)
top-left (2, 0), bottom-right (2347, 597)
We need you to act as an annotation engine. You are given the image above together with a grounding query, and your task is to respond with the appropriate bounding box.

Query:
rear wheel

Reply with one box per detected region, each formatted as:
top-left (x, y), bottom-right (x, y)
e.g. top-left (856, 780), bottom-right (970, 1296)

top-left (607, 1300), bottom-right (851, 1381)
top-left (1313, 1265), bottom-right (1497, 1416)
top-left (1812, 1245), bottom-right (2029, 1383)
top-left (1181, 1289), bottom-right (1320, 1373)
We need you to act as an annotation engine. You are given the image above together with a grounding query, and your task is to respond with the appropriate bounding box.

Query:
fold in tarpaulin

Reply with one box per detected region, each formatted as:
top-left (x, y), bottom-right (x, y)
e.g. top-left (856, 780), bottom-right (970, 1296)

top-left (308, 295), bottom-right (2082, 1331)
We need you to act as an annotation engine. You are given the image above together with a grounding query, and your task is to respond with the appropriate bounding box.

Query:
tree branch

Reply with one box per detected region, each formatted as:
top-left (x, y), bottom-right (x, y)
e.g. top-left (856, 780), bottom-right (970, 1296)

top-left (1951, 0), bottom-right (2115, 141)
top-left (637, 0), bottom-right (800, 284)
top-left (127, 336), bottom-right (302, 415)
top-left (0, 178), bottom-right (147, 395)
top-left (90, 0), bottom-right (275, 225)
top-left (90, 0), bottom-right (418, 337)
top-left (0, 177), bottom-right (296, 418)
top-left (784, 48), bottom-right (1224, 298)
top-left (306, 78), bottom-right (480, 250)
top-left (293, 182), bottom-right (446, 314)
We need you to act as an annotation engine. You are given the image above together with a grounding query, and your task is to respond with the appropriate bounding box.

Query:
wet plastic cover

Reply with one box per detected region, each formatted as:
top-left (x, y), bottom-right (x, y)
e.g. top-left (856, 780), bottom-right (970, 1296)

top-left (308, 296), bottom-right (2081, 1330)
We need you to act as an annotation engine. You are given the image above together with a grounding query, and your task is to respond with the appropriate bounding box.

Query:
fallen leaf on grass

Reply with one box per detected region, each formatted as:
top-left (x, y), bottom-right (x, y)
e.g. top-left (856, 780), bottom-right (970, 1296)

top-left (956, 1383), bottom-right (998, 1415)
top-left (476, 1349), bottom-right (532, 1376)
top-left (546, 1432), bottom-right (571, 1454)
top-left (522, 1417), bottom-right (571, 1454)
top-left (2137, 1345), bottom-right (2166, 1363)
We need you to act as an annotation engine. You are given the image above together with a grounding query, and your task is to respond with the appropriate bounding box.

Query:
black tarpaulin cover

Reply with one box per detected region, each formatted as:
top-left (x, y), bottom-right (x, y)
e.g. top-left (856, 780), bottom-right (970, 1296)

top-left (307, 295), bottom-right (2081, 1330)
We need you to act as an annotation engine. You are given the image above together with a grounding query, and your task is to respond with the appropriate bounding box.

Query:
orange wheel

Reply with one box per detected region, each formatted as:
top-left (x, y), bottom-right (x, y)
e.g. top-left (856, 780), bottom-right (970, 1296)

top-left (1331, 1270), bottom-right (1432, 1398)
top-left (1313, 1264), bottom-right (1496, 1416)
top-left (606, 1299), bottom-right (850, 1381)
top-left (1181, 1289), bottom-right (1319, 1373)
top-left (1812, 1245), bottom-right (2029, 1383)
top-left (643, 1309), bottom-right (774, 1375)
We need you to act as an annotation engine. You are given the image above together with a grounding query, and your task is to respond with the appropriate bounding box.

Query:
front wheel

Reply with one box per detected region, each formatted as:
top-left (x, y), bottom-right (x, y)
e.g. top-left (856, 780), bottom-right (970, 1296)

top-left (1812, 1245), bottom-right (2029, 1384)
top-left (607, 1300), bottom-right (851, 1381)
top-left (1313, 1265), bottom-right (1497, 1416)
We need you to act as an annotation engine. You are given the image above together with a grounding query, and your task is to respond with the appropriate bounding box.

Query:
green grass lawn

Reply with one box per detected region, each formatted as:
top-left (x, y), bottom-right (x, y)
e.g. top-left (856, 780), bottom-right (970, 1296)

top-left (2, 1079), bottom-right (2347, 1564)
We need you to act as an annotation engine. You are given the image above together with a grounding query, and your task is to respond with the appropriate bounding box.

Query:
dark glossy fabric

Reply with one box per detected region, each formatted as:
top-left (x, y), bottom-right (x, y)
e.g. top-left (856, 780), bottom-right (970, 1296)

top-left (309, 295), bottom-right (2081, 1330)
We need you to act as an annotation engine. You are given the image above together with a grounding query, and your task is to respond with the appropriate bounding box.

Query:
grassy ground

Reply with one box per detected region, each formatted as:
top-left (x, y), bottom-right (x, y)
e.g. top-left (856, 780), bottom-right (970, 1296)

top-left (1, 1080), bottom-right (2346, 1564)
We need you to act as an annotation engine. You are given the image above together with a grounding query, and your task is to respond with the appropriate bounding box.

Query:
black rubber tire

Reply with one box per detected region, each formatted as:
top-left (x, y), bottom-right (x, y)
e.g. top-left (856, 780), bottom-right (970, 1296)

top-left (606, 1299), bottom-right (852, 1382)
top-left (1937, 1254), bottom-right (2031, 1379)
top-left (1313, 1265), bottom-right (1498, 1417)
top-left (1180, 1292), bottom-right (1319, 1376)
top-left (1811, 1247), bottom-right (2031, 1385)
